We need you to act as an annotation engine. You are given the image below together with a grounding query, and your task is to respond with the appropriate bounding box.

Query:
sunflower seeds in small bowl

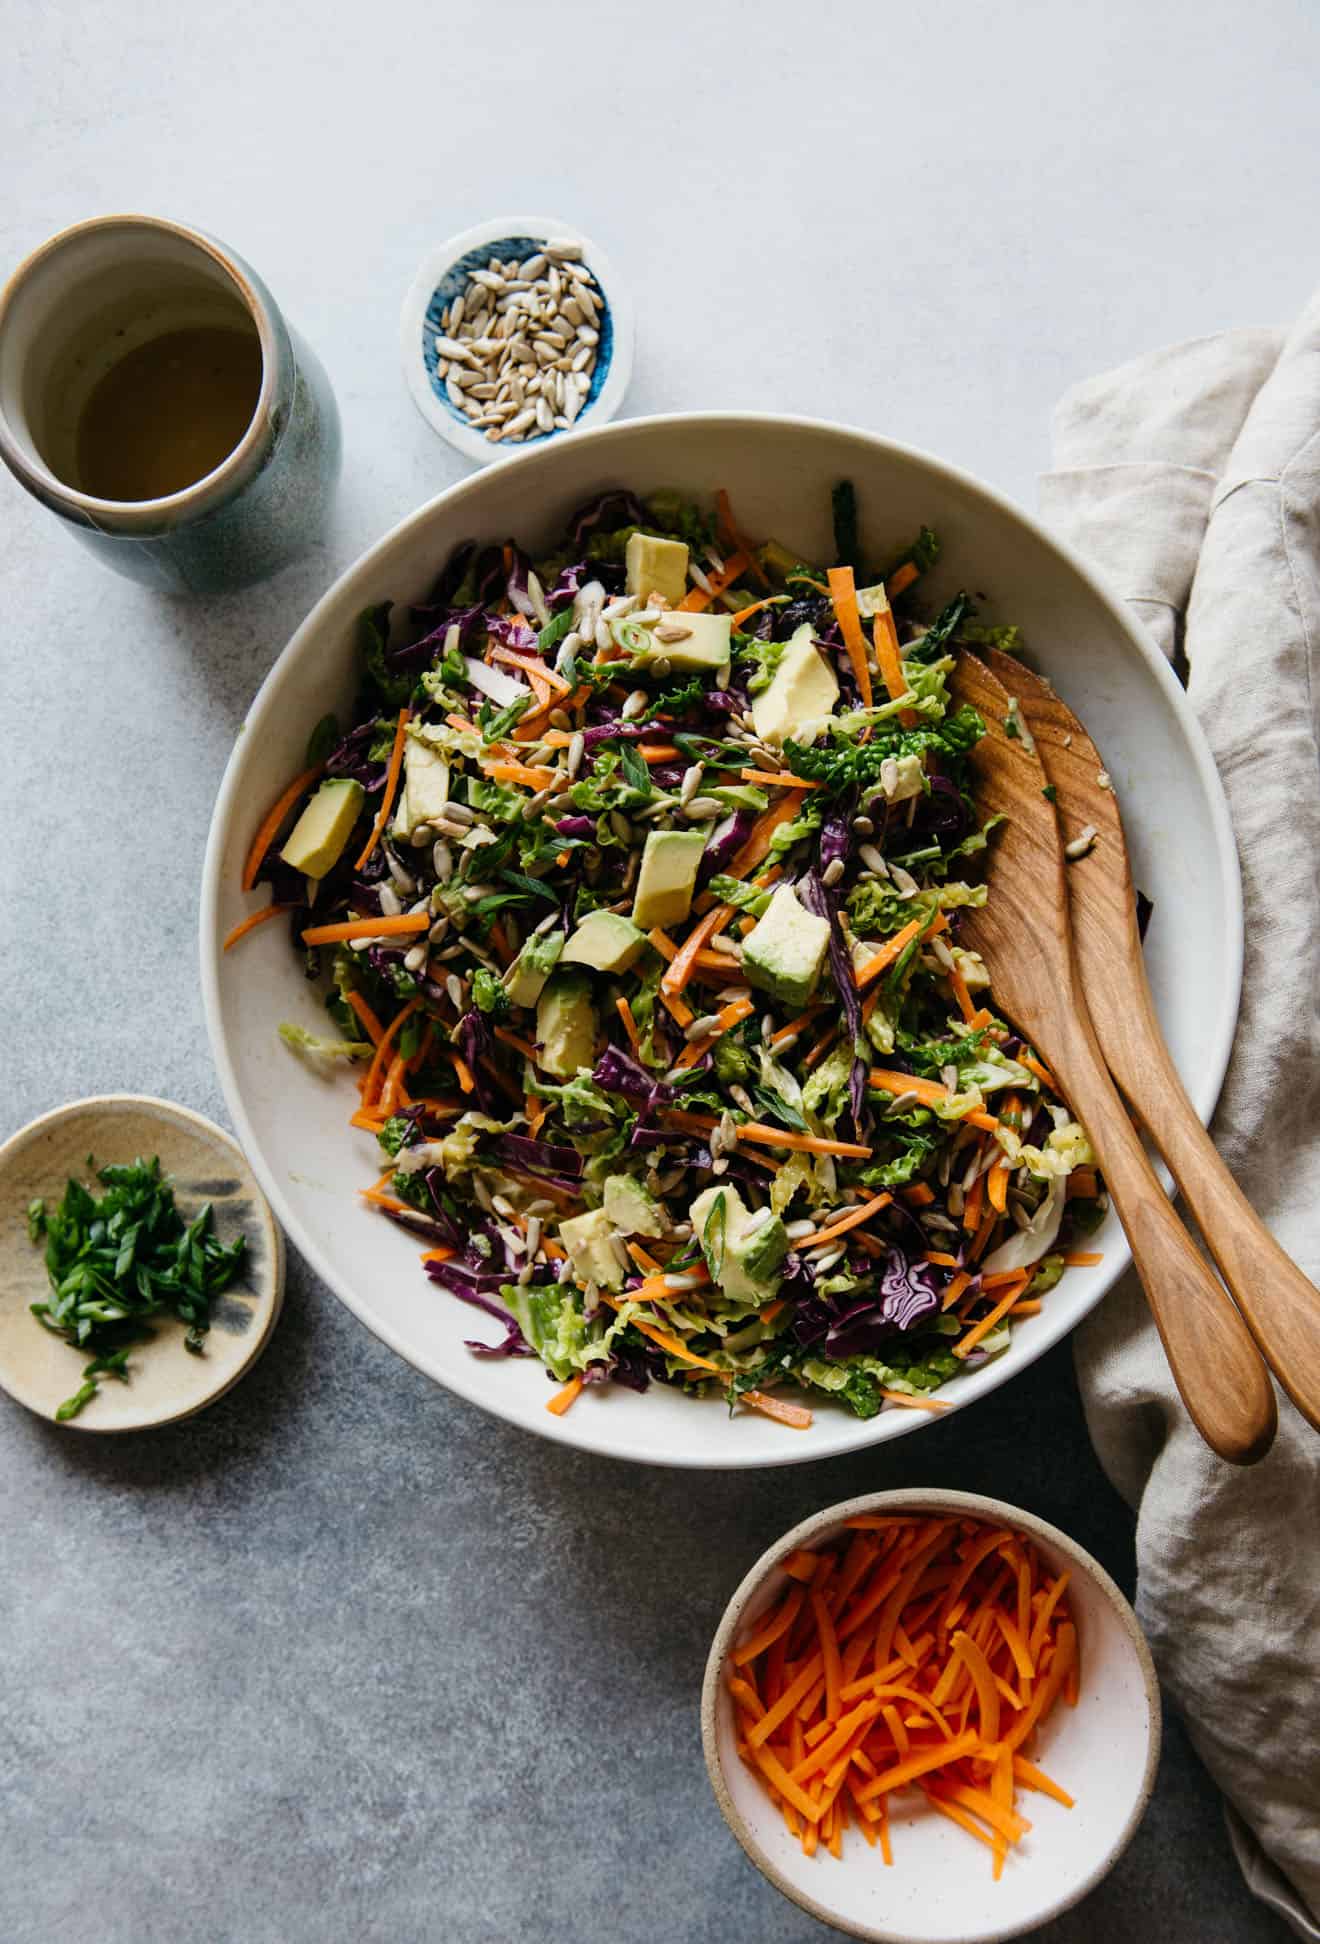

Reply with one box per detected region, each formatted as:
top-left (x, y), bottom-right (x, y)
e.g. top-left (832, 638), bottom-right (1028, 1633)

top-left (401, 217), bottom-right (635, 466)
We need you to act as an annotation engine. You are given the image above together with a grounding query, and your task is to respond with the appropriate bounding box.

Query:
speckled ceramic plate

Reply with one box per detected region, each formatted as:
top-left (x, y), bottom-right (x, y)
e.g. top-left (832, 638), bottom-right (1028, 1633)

top-left (0, 1095), bottom-right (283, 1431)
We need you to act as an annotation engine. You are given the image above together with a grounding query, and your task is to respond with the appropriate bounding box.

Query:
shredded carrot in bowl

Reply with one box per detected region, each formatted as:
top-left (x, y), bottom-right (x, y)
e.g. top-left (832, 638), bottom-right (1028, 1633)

top-left (727, 1513), bottom-right (1079, 1874)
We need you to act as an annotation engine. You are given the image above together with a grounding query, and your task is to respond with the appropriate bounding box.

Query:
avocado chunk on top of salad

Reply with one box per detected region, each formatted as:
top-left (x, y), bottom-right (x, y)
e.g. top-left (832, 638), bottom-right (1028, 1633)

top-left (563, 910), bottom-right (647, 975)
top-left (559, 1207), bottom-right (625, 1289)
top-left (625, 531), bottom-right (689, 608)
top-left (602, 1174), bottom-right (665, 1237)
top-left (631, 610), bottom-right (731, 682)
top-left (631, 829), bottom-right (707, 931)
top-left (504, 927), bottom-right (564, 1009)
top-left (751, 624), bottom-right (840, 748)
top-left (536, 973), bottom-right (597, 1078)
top-left (691, 1184), bottom-right (789, 1305)
top-left (742, 882), bottom-right (831, 1010)
top-left (280, 777), bottom-right (364, 879)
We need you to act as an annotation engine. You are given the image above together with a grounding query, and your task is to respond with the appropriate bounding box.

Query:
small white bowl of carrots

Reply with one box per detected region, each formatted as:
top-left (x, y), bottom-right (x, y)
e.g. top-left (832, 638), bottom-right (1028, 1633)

top-left (701, 1490), bottom-right (1160, 1944)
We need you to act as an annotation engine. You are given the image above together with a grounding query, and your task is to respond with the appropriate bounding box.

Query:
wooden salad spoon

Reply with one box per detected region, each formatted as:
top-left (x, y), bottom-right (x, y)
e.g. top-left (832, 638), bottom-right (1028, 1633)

top-left (949, 654), bottom-right (1277, 1465)
top-left (984, 647), bottom-right (1320, 1436)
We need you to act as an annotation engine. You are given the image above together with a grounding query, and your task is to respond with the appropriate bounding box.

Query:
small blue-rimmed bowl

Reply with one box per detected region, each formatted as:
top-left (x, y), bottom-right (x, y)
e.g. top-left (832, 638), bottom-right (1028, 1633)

top-left (400, 216), bottom-right (634, 465)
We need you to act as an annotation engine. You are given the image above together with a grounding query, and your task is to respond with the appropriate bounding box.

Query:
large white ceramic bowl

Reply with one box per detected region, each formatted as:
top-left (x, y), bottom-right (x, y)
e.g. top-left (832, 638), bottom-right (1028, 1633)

top-left (200, 413), bottom-right (1242, 1469)
top-left (701, 1490), bottom-right (1162, 1942)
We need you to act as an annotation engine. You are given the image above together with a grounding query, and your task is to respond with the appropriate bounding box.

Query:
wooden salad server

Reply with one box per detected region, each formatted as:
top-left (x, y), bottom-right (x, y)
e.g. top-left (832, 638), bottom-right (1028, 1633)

top-left (984, 647), bottom-right (1320, 1436)
top-left (949, 654), bottom-right (1277, 1465)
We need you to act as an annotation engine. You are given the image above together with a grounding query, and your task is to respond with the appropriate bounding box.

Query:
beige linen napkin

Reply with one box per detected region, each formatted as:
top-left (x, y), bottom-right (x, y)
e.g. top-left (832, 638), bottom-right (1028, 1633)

top-left (1040, 304), bottom-right (1320, 1938)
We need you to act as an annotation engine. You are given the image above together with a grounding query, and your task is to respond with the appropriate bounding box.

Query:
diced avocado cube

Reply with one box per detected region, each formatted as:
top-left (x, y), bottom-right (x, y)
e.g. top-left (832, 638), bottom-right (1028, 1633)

top-left (631, 830), bottom-right (708, 931)
top-left (751, 624), bottom-right (839, 748)
top-left (626, 531), bottom-right (689, 608)
top-left (504, 928), bottom-right (564, 1009)
top-left (756, 538), bottom-right (811, 587)
top-left (559, 1207), bottom-right (624, 1290)
top-left (392, 730), bottom-right (450, 841)
top-left (632, 610), bottom-right (732, 684)
top-left (279, 777), bottom-right (364, 880)
top-left (743, 882), bottom-right (831, 1010)
top-left (690, 1184), bottom-right (788, 1306)
top-left (603, 1174), bottom-right (665, 1238)
top-left (855, 581), bottom-right (890, 621)
top-left (536, 973), bottom-right (597, 1078)
top-left (563, 909), bottom-right (647, 975)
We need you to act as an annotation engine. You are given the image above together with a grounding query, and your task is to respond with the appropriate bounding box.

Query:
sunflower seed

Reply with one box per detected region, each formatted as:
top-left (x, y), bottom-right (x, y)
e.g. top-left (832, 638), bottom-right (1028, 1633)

top-left (620, 690), bottom-right (649, 722)
top-left (680, 763), bottom-right (703, 805)
top-left (821, 857), bottom-right (845, 888)
top-left (1065, 825), bottom-right (1098, 860)
top-left (546, 238), bottom-right (584, 260)
top-left (378, 883), bottom-right (403, 918)
top-left (685, 1012), bottom-right (722, 1042)
top-left (428, 916), bottom-right (450, 946)
top-left (884, 1090), bottom-right (921, 1117)
top-left (570, 344), bottom-right (594, 373)
top-left (930, 937), bottom-right (956, 972)
top-left (385, 849), bottom-right (416, 893)
top-left (519, 253), bottom-right (547, 279)
top-left (544, 790), bottom-right (577, 812)
top-left (729, 1083), bottom-right (755, 1115)
top-left (609, 810), bottom-right (634, 844)
top-left (563, 732), bottom-right (586, 780)
top-left (851, 814), bottom-right (875, 837)
top-left (505, 409), bottom-right (536, 437)
top-left (683, 797), bottom-right (724, 821)
top-left (890, 864), bottom-right (920, 897)
top-left (576, 325), bottom-right (599, 346)
top-left (440, 799), bottom-right (475, 826)
top-left (653, 623), bottom-right (692, 644)
top-left (444, 973), bottom-right (465, 1009)
top-left (946, 1183), bottom-right (966, 1218)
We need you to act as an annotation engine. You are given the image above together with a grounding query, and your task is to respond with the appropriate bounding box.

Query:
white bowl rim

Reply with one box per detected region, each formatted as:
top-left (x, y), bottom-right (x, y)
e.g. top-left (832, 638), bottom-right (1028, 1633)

top-left (700, 1486), bottom-right (1163, 1944)
top-left (199, 409), bottom-right (1243, 1468)
top-left (398, 214), bottom-right (635, 464)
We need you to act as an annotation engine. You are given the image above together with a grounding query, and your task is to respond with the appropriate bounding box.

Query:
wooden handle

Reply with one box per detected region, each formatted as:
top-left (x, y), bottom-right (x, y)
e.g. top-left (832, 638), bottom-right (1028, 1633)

top-left (1047, 1006), bottom-right (1277, 1465)
top-left (1098, 980), bottom-right (1320, 1434)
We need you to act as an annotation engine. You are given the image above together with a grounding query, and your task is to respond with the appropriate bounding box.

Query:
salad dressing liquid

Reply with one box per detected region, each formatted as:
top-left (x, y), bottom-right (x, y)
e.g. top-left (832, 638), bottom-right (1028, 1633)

top-left (75, 325), bottom-right (262, 502)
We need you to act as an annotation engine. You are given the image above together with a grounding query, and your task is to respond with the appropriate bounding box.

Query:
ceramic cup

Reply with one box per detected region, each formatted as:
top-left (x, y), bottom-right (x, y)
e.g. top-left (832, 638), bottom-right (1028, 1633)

top-left (0, 214), bottom-right (341, 593)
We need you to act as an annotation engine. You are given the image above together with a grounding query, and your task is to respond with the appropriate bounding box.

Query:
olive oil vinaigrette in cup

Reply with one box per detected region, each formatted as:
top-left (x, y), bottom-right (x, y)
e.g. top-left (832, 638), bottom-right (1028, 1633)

top-left (0, 215), bottom-right (339, 592)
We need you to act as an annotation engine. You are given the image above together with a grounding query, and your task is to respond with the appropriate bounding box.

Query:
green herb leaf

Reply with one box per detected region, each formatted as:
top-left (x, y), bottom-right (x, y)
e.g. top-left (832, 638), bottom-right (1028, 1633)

top-left (305, 712), bottom-right (340, 766)
top-left (26, 1197), bottom-right (45, 1244)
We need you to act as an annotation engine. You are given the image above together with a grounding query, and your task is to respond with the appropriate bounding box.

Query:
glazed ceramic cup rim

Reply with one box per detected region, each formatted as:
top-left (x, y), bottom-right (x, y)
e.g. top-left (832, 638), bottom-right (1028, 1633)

top-left (701, 1487), bottom-right (1162, 1944)
top-left (0, 212), bottom-right (280, 525)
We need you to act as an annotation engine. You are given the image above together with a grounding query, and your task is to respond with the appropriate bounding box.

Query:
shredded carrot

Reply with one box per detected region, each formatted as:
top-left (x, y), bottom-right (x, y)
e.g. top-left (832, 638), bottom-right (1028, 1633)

top-left (770, 1005), bottom-right (823, 1049)
top-left (954, 1274), bottom-right (1031, 1359)
top-left (359, 996), bottom-right (423, 1108)
top-left (355, 707), bottom-right (410, 871)
top-left (1019, 1051), bottom-right (1058, 1091)
top-left (301, 911), bottom-right (430, 946)
top-left (1063, 1250), bottom-right (1103, 1267)
top-left (728, 796), bottom-right (805, 877)
top-left (949, 960), bottom-right (980, 1025)
top-left (867, 1068), bottom-right (1001, 1135)
top-left (730, 596), bottom-right (782, 627)
top-left (734, 1122), bottom-right (872, 1160)
top-left (493, 1025), bottom-right (540, 1062)
top-left (670, 995), bottom-right (754, 1071)
top-left (615, 996), bottom-right (642, 1055)
top-left (447, 1050), bottom-right (475, 1095)
top-left (546, 1375), bottom-right (584, 1415)
top-left (483, 759), bottom-right (557, 789)
top-left (887, 561), bottom-right (920, 599)
top-left (854, 912), bottom-right (947, 989)
top-left (827, 566), bottom-right (873, 710)
top-left (738, 768), bottom-right (821, 791)
top-left (489, 645), bottom-right (571, 693)
top-left (802, 1191), bottom-right (892, 1252)
top-left (344, 991), bottom-right (387, 1044)
top-left (715, 489), bottom-right (769, 586)
top-left (241, 762), bottom-right (325, 891)
top-left (729, 1513), bottom-right (1079, 1870)
top-left (678, 549), bottom-right (750, 612)
top-left (379, 1052), bottom-right (411, 1115)
top-left (661, 904), bottom-right (735, 996)
top-left (902, 1182), bottom-right (936, 1207)
top-left (878, 1389), bottom-right (951, 1413)
top-left (222, 902), bottom-right (293, 952)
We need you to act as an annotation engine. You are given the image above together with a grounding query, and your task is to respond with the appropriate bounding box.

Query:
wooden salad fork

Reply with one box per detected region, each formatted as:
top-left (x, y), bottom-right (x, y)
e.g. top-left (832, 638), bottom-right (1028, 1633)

top-left (984, 647), bottom-right (1320, 1437)
top-left (949, 654), bottom-right (1277, 1465)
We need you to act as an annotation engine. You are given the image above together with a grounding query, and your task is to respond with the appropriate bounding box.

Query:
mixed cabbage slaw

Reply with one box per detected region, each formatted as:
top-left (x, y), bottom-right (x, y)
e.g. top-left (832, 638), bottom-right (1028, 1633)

top-left (241, 484), bottom-right (1104, 1430)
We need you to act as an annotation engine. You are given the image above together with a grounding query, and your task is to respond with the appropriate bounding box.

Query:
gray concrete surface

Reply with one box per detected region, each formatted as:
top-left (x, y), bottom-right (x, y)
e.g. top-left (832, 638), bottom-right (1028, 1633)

top-left (3, 1), bottom-right (1311, 1935)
